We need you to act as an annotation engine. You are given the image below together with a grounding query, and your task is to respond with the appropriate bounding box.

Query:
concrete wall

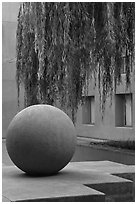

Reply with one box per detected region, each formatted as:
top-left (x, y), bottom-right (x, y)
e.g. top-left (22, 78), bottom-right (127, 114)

top-left (2, 2), bottom-right (24, 138)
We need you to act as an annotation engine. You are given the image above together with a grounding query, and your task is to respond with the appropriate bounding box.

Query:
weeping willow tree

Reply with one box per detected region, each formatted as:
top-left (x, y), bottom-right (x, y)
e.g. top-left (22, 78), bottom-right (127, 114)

top-left (16, 2), bottom-right (135, 123)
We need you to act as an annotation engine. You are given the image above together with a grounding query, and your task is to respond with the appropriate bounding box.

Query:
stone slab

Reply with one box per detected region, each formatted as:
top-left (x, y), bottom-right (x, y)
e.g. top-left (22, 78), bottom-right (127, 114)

top-left (2, 161), bottom-right (134, 202)
top-left (67, 160), bottom-right (135, 174)
top-left (2, 166), bottom-right (105, 202)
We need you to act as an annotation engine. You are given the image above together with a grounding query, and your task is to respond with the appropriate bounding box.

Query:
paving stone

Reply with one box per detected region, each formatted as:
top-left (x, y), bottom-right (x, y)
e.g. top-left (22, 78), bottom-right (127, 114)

top-left (2, 161), bottom-right (134, 202)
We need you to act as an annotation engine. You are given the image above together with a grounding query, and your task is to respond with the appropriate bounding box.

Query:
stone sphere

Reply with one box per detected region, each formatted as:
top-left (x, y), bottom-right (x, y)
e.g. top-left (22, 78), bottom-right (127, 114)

top-left (6, 105), bottom-right (76, 175)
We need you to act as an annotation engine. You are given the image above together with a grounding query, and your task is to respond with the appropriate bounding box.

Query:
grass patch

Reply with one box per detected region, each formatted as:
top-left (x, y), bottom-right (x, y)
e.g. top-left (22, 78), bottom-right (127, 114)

top-left (90, 140), bottom-right (135, 151)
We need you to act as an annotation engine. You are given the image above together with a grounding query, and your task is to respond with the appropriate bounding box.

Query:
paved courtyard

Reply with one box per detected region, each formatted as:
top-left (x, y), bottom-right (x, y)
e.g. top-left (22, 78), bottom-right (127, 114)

top-left (2, 139), bottom-right (135, 202)
top-left (3, 160), bottom-right (135, 202)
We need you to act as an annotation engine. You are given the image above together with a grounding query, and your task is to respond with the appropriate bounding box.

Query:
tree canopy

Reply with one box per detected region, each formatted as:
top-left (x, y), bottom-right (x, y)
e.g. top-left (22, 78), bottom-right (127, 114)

top-left (16, 2), bottom-right (135, 122)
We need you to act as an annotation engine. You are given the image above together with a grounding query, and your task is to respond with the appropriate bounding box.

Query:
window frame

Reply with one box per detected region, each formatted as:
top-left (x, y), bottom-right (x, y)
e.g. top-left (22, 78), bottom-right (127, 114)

top-left (82, 96), bottom-right (95, 125)
top-left (115, 93), bottom-right (132, 127)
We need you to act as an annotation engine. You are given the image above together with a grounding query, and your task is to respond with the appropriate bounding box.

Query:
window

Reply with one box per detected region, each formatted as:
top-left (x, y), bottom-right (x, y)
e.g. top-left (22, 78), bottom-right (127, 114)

top-left (82, 96), bottom-right (95, 124)
top-left (121, 57), bottom-right (126, 74)
top-left (121, 55), bottom-right (132, 74)
top-left (115, 94), bottom-right (132, 127)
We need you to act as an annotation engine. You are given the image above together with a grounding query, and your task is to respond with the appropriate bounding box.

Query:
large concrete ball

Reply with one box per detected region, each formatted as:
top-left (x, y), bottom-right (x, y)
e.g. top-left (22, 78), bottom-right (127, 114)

top-left (6, 105), bottom-right (76, 175)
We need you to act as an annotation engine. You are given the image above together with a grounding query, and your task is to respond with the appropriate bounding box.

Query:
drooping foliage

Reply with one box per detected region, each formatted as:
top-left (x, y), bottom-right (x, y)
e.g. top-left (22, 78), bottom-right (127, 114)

top-left (16, 2), bottom-right (135, 122)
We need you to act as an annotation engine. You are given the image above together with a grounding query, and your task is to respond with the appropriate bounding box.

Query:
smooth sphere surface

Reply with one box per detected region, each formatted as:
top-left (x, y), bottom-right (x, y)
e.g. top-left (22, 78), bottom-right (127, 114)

top-left (6, 105), bottom-right (76, 175)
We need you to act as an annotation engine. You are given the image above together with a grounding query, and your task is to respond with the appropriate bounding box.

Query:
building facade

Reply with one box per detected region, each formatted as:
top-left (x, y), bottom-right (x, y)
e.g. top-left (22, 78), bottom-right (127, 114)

top-left (2, 2), bottom-right (24, 138)
top-left (2, 2), bottom-right (135, 141)
top-left (75, 72), bottom-right (135, 141)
